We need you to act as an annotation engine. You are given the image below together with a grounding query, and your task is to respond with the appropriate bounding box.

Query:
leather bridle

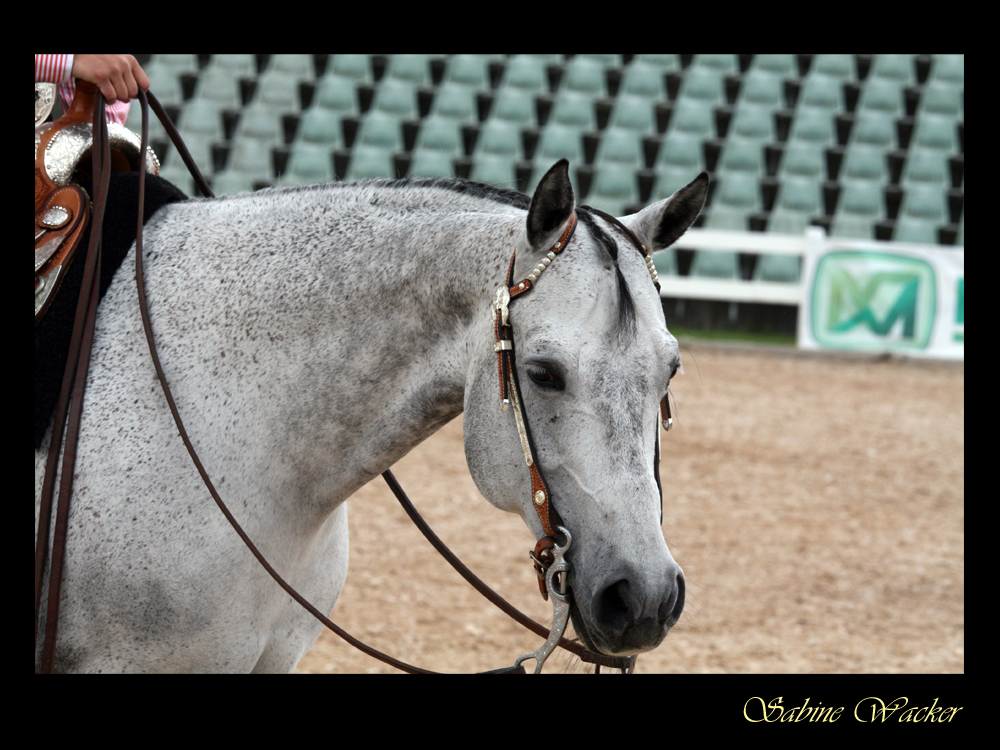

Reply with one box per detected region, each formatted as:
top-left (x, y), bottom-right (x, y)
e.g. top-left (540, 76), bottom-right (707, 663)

top-left (490, 203), bottom-right (673, 668)
top-left (36, 86), bottom-right (670, 674)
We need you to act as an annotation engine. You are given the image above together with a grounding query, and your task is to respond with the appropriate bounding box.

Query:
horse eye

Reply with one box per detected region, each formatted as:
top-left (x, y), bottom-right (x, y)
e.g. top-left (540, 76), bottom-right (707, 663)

top-left (527, 364), bottom-right (564, 391)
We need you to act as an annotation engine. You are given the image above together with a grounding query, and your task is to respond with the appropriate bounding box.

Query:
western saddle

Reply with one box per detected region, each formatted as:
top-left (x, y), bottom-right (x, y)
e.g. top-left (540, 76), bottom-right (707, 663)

top-left (34, 80), bottom-right (159, 323)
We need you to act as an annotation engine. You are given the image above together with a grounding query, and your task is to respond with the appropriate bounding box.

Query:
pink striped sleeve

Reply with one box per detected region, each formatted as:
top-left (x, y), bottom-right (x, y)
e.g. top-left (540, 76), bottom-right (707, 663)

top-left (35, 54), bottom-right (73, 83)
top-left (105, 98), bottom-right (131, 126)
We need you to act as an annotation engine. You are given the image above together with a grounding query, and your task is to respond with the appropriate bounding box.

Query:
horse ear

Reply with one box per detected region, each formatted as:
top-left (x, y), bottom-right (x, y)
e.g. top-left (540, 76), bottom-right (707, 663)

top-left (622, 171), bottom-right (709, 252)
top-left (526, 159), bottom-right (575, 250)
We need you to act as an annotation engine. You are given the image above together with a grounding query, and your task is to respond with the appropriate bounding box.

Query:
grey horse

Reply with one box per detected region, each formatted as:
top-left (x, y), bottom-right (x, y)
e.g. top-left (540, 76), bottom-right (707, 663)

top-left (35, 160), bottom-right (707, 672)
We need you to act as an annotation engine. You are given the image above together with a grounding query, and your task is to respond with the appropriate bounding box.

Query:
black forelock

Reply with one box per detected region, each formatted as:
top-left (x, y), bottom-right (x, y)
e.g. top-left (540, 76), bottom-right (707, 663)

top-left (576, 209), bottom-right (636, 341)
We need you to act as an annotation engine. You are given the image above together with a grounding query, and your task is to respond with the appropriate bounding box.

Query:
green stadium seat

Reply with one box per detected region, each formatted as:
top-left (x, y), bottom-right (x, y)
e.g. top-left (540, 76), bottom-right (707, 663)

top-left (650, 165), bottom-right (699, 203)
top-left (849, 109), bottom-right (896, 149)
top-left (918, 81), bottom-right (963, 118)
top-left (712, 171), bottom-right (760, 214)
top-left (595, 127), bottom-right (643, 167)
top-left (470, 154), bottom-right (516, 187)
top-left (797, 75), bottom-right (844, 112)
top-left (372, 78), bottom-right (418, 119)
top-left (840, 144), bottom-right (888, 184)
top-left (575, 54), bottom-right (623, 68)
top-left (689, 248), bottom-right (740, 279)
top-left (748, 54), bottom-right (796, 77)
top-left (717, 137), bottom-right (765, 175)
top-left (910, 113), bottom-right (960, 153)
top-left (207, 54), bottom-right (255, 78)
top-left (414, 116), bottom-right (462, 154)
top-left (549, 90), bottom-right (597, 130)
top-left (176, 100), bottom-right (223, 168)
top-left (655, 131), bottom-right (706, 171)
top-left (755, 253), bottom-right (801, 282)
top-left (234, 102), bottom-right (283, 149)
top-left (586, 164), bottom-right (638, 215)
top-left (355, 111), bottom-right (404, 151)
top-left (738, 70), bottom-right (784, 108)
top-left (619, 62), bottom-right (667, 100)
top-left (489, 87), bottom-right (536, 126)
top-left (443, 55), bottom-right (491, 89)
top-left (810, 54), bottom-right (855, 80)
top-left (254, 70), bottom-right (301, 114)
top-left (345, 145), bottom-right (395, 180)
top-left (668, 97), bottom-right (715, 137)
top-left (408, 149), bottom-right (455, 178)
top-left (767, 176), bottom-right (822, 234)
top-left (154, 54), bottom-right (199, 75)
top-left (929, 54), bottom-right (964, 85)
top-left (474, 119), bottom-right (523, 158)
top-left (384, 54), bottom-right (433, 86)
top-left (857, 78), bottom-right (903, 117)
top-left (677, 67), bottom-right (725, 106)
top-left (296, 107), bottom-right (343, 146)
top-left (690, 54), bottom-right (737, 74)
top-left (787, 106), bottom-right (836, 147)
top-left (633, 54), bottom-right (680, 71)
top-left (267, 54), bottom-right (315, 82)
top-left (778, 141), bottom-right (824, 181)
top-left (226, 138), bottom-right (274, 180)
top-left (313, 74), bottom-right (360, 115)
top-left (194, 66), bottom-right (242, 110)
top-left (898, 183), bottom-right (946, 224)
top-left (281, 141), bottom-right (334, 185)
top-left (143, 60), bottom-right (184, 108)
top-left (500, 56), bottom-right (549, 94)
top-left (901, 147), bottom-right (949, 186)
top-left (728, 104), bottom-right (775, 142)
top-left (869, 54), bottom-right (915, 85)
top-left (608, 95), bottom-right (656, 134)
top-left (561, 57), bottom-right (607, 96)
top-left (328, 54), bottom-right (372, 83)
top-left (830, 180), bottom-right (883, 239)
top-left (534, 123), bottom-right (584, 165)
top-left (429, 82), bottom-right (478, 122)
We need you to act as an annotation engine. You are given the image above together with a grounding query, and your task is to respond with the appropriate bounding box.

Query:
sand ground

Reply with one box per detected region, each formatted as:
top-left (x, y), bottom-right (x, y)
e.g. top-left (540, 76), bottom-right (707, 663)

top-left (295, 344), bottom-right (964, 674)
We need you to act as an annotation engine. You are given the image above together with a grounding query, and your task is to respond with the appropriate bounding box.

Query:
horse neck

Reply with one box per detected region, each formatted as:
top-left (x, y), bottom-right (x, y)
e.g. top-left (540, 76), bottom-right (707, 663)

top-left (191, 188), bottom-right (521, 502)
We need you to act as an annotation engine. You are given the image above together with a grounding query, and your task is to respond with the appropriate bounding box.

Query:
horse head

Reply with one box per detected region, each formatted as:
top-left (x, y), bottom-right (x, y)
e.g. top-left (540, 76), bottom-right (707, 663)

top-left (464, 160), bottom-right (707, 657)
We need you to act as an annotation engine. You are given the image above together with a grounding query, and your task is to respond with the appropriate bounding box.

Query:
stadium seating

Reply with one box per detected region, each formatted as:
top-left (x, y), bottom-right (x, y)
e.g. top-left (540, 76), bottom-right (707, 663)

top-left (133, 53), bottom-right (964, 287)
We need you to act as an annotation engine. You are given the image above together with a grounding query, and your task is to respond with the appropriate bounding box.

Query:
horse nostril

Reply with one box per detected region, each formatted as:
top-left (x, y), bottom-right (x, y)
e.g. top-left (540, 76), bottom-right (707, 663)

top-left (597, 579), bottom-right (634, 631)
top-left (658, 570), bottom-right (685, 626)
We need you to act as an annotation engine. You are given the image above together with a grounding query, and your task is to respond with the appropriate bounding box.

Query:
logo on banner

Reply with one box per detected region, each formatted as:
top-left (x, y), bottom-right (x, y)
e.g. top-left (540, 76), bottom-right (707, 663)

top-left (811, 251), bottom-right (936, 350)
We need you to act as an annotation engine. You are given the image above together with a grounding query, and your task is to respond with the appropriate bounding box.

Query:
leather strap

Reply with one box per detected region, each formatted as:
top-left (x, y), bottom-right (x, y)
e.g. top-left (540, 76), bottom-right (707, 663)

top-left (36, 84), bottom-right (111, 672)
top-left (493, 214), bottom-right (578, 539)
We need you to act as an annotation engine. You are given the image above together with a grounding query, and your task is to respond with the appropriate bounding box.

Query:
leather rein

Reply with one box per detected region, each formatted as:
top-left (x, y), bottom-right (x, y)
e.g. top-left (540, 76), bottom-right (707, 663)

top-left (35, 86), bottom-right (640, 674)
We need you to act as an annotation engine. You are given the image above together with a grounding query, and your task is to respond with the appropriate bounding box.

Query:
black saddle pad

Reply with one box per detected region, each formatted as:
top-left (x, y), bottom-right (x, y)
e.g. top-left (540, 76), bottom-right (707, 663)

top-left (35, 172), bottom-right (189, 448)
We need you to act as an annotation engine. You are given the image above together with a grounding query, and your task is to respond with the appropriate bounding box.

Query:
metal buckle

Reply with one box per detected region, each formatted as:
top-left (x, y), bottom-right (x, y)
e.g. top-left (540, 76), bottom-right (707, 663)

top-left (491, 285), bottom-right (510, 328)
top-left (515, 527), bottom-right (573, 674)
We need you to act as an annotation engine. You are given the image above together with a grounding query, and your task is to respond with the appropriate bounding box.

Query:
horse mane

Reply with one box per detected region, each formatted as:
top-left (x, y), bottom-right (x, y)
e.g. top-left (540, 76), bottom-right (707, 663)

top-left (206, 176), bottom-right (532, 212)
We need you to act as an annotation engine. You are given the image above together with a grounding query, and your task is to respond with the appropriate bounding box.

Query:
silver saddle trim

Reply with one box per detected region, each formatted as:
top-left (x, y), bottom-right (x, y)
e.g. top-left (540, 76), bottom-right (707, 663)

top-left (35, 120), bottom-right (160, 187)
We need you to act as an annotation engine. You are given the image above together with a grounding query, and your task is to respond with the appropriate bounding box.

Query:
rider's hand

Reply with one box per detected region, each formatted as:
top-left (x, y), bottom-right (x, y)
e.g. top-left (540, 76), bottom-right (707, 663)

top-left (71, 54), bottom-right (150, 103)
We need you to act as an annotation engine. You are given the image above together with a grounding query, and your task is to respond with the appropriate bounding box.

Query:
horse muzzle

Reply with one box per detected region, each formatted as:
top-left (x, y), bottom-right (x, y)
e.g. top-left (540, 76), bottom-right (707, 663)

top-left (573, 562), bottom-right (686, 655)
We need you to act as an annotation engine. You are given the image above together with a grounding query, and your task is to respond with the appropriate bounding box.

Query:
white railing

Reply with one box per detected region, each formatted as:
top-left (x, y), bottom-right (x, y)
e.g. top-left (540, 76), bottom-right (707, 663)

top-left (656, 226), bottom-right (823, 306)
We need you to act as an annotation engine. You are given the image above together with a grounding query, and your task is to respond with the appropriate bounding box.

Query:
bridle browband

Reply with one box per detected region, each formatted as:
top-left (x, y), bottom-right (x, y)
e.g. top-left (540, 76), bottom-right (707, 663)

top-left (36, 87), bottom-right (669, 674)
